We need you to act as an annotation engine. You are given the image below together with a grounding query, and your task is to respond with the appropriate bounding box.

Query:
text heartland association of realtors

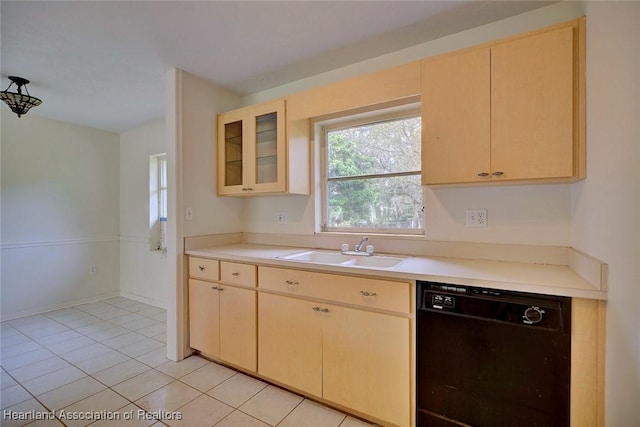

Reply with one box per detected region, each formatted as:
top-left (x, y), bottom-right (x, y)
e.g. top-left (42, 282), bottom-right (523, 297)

top-left (2, 409), bottom-right (183, 422)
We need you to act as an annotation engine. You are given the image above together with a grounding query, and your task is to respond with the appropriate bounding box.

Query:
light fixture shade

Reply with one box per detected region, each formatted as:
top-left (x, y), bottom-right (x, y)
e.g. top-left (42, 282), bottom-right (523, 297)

top-left (1, 76), bottom-right (42, 117)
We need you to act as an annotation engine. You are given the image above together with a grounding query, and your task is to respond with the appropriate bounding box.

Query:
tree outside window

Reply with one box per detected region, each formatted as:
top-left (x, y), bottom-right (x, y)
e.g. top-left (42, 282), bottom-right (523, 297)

top-left (322, 113), bottom-right (423, 234)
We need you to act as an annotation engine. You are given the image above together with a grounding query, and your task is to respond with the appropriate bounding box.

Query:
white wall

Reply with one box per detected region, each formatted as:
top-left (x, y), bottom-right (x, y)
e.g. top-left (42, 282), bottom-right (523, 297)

top-left (119, 120), bottom-right (169, 307)
top-left (181, 71), bottom-right (244, 238)
top-left (165, 69), bottom-right (246, 360)
top-left (571, 2), bottom-right (640, 425)
top-left (1, 111), bottom-right (120, 320)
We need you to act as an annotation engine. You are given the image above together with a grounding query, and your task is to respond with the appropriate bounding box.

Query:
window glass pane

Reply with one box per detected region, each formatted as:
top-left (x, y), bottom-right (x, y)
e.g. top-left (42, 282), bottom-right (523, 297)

top-left (327, 117), bottom-right (421, 178)
top-left (158, 156), bottom-right (168, 219)
top-left (323, 110), bottom-right (423, 234)
top-left (159, 188), bottom-right (167, 219)
top-left (159, 158), bottom-right (167, 188)
top-left (327, 174), bottom-right (423, 230)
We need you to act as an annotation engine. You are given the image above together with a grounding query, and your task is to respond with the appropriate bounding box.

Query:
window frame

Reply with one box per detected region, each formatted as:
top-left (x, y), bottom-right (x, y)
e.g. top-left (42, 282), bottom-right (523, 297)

top-left (319, 106), bottom-right (424, 236)
top-left (150, 153), bottom-right (167, 251)
top-left (157, 155), bottom-right (168, 221)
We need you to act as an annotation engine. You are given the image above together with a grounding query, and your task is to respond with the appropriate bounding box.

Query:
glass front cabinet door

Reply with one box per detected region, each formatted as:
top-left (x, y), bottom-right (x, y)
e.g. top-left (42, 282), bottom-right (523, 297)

top-left (217, 99), bottom-right (286, 195)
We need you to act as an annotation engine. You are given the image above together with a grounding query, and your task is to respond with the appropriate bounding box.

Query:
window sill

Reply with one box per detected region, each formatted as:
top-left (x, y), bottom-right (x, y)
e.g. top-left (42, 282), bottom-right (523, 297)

top-left (316, 230), bottom-right (426, 240)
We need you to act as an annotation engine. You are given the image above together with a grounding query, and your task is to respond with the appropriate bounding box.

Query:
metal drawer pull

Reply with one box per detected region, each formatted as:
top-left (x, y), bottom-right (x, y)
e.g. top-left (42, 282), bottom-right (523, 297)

top-left (477, 172), bottom-right (489, 177)
top-left (285, 280), bottom-right (299, 286)
top-left (199, 265), bottom-right (205, 271)
top-left (492, 171), bottom-right (504, 176)
top-left (312, 307), bottom-right (321, 311)
top-left (320, 308), bottom-right (330, 313)
top-left (210, 286), bottom-right (223, 291)
top-left (232, 272), bottom-right (240, 276)
top-left (360, 291), bottom-right (377, 297)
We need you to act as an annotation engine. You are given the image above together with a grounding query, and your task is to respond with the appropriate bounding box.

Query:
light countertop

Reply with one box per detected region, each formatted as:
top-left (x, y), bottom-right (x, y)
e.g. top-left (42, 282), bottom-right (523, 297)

top-left (186, 244), bottom-right (607, 300)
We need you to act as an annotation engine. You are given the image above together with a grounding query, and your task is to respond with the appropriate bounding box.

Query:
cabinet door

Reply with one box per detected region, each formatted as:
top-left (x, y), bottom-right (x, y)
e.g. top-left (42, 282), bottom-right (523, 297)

top-left (323, 305), bottom-right (410, 427)
top-left (218, 109), bottom-right (247, 195)
top-left (188, 279), bottom-right (220, 356)
top-left (491, 26), bottom-right (575, 180)
top-left (219, 286), bottom-right (257, 372)
top-left (258, 293), bottom-right (323, 397)
top-left (248, 99), bottom-right (286, 193)
top-left (422, 48), bottom-right (491, 184)
top-left (217, 99), bottom-right (286, 195)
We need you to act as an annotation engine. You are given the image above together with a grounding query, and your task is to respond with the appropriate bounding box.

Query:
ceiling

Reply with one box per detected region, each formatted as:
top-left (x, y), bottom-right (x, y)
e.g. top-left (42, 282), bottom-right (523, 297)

top-left (1, 1), bottom-right (555, 133)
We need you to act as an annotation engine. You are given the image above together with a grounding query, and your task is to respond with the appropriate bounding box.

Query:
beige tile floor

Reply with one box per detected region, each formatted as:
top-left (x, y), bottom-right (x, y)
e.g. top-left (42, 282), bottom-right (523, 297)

top-left (1, 297), bottom-right (376, 427)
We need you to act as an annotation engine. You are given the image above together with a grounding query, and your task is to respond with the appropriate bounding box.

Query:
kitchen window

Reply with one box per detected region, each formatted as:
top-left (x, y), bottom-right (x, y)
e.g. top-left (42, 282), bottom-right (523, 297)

top-left (150, 153), bottom-right (167, 251)
top-left (320, 106), bottom-right (424, 235)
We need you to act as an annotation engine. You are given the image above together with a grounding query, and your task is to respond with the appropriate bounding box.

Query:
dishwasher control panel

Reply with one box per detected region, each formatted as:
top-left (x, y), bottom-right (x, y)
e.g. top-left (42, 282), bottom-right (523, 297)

top-left (417, 280), bottom-right (571, 332)
top-left (431, 294), bottom-right (455, 309)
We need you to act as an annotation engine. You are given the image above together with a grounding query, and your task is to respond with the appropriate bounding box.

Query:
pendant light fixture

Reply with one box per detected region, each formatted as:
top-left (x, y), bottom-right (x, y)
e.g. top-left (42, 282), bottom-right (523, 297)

top-left (1, 76), bottom-right (43, 117)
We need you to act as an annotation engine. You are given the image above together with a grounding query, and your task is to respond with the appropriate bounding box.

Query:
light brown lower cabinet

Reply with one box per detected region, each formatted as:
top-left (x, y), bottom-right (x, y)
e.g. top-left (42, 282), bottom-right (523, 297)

top-left (322, 302), bottom-right (410, 426)
top-left (258, 292), bottom-right (410, 427)
top-left (189, 279), bottom-right (221, 356)
top-left (188, 279), bottom-right (257, 372)
top-left (258, 293), bottom-right (323, 396)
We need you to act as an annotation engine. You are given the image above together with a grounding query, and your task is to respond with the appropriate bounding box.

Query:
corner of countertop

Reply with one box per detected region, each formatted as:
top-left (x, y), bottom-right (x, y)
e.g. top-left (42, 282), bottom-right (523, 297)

top-left (567, 248), bottom-right (608, 292)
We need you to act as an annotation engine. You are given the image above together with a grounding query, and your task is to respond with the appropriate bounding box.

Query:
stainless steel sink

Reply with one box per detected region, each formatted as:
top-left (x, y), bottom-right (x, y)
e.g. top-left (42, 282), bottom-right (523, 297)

top-left (278, 250), bottom-right (408, 270)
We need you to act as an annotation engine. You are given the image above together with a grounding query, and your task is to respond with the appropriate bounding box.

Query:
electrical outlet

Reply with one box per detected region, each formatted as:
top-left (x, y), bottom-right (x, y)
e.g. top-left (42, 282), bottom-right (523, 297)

top-left (277, 212), bottom-right (288, 224)
top-left (466, 209), bottom-right (488, 227)
top-left (185, 207), bottom-right (193, 221)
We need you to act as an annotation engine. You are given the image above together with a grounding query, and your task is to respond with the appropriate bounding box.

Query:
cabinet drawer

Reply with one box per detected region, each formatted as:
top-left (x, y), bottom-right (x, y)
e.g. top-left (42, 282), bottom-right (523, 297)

top-left (189, 257), bottom-right (219, 281)
top-left (221, 261), bottom-right (257, 287)
top-left (258, 266), bottom-right (410, 313)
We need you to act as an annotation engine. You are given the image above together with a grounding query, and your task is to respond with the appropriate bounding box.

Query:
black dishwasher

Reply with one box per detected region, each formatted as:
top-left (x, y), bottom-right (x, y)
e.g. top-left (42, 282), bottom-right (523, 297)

top-left (416, 281), bottom-right (571, 427)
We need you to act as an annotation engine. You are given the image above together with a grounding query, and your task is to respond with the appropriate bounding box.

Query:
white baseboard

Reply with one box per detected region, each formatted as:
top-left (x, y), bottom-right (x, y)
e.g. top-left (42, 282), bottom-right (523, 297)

top-left (0, 291), bottom-right (121, 322)
top-left (119, 291), bottom-right (167, 310)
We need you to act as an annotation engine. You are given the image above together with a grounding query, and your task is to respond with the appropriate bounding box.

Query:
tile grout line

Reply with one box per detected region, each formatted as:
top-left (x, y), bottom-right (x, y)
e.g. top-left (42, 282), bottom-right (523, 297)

top-left (3, 298), bottom-right (376, 427)
top-left (1, 298), bottom-right (169, 427)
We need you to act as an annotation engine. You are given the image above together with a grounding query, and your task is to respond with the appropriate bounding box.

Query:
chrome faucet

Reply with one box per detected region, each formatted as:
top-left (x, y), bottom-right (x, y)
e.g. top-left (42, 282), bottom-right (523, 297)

top-left (354, 236), bottom-right (369, 252)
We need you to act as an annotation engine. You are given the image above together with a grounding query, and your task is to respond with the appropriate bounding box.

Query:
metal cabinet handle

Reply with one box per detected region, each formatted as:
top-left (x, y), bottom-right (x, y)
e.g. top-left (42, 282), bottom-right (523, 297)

top-left (360, 291), bottom-right (377, 297)
top-left (232, 272), bottom-right (240, 276)
top-left (477, 172), bottom-right (490, 177)
top-left (285, 280), bottom-right (299, 286)
top-left (320, 308), bottom-right (330, 313)
top-left (312, 307), bottom-right (321, 311)
top-left (210, 286), bottom-right (223, 291)
top-left (199, 265), bottom-right (205, 271)
top-left (492, 171), bottom-right (504, 176)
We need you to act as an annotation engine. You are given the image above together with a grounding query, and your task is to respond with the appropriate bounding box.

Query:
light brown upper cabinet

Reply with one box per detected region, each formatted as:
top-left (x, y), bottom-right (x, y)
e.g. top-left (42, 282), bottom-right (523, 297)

top-left (217, 99), bottom-right (309, 196)
top-left (422, 18), bottom-right (585, 185)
